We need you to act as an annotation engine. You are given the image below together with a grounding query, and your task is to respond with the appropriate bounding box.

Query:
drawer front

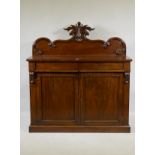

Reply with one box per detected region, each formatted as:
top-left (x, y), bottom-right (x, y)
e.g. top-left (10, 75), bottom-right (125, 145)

top-left (79, 63), bottom-right (124, 72)
top-left (34, 62), bottom-right (124, 72)
top-left (35, 63), bottom-right (78, 72)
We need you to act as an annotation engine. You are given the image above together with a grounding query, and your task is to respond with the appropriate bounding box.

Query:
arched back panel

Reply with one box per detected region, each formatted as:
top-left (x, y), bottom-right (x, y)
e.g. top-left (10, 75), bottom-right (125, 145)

top-left (32, 22), bottom-right (126, 59)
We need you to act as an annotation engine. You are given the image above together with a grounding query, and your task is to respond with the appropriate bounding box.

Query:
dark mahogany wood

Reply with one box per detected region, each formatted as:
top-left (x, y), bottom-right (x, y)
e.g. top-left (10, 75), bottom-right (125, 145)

top-left (27, 22), bottom-right (132, 132)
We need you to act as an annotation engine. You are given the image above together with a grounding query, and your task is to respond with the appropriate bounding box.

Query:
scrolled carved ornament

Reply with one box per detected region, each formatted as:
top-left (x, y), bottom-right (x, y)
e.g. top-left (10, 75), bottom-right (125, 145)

top-left (32, 22), bottom-right (126, 59)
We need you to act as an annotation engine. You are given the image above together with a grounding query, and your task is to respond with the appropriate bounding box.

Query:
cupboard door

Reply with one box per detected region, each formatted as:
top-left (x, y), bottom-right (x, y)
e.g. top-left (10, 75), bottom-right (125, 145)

top-left (38, 73), bottom-right (79, 125)
top-left (80, 73), bottom-right (124, 125)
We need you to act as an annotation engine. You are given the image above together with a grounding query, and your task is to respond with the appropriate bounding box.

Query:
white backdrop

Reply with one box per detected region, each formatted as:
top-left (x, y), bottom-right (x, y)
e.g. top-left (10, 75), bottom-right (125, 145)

top-left (21, 0), bottom-right (135, 115)
top-left (20, 1), bottom-right (135, 155)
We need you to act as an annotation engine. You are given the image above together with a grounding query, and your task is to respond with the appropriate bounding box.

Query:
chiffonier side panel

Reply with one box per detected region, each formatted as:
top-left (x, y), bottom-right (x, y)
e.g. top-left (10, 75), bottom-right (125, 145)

top-left (122, 73), bottom-right (130, 124)
top-left (29, 76), bottom-right (42, 124)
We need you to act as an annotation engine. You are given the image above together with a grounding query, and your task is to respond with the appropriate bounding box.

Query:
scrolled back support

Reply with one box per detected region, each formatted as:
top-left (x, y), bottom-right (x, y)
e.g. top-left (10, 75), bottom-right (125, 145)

top-left (32, 22), bottom-right (126, 59)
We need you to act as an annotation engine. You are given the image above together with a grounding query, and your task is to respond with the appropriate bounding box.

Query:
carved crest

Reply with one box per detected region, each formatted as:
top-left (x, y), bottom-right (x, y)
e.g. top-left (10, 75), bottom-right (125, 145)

top-left (64, 22), bottom-right (94, 41)
top-left (31, 22), bottom-right (126, 59)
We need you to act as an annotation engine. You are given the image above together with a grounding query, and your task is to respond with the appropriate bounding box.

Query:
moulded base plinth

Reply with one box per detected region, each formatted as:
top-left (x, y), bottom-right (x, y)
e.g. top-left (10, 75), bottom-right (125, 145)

top-left (29, 125), bottom-right (130, 133)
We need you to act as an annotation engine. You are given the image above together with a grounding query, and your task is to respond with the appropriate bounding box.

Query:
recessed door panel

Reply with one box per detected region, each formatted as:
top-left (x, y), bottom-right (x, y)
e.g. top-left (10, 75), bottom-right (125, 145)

top-left (39, 73), bottom-right (79, 125)
top-left (80, 73), bottom-right (123, 125)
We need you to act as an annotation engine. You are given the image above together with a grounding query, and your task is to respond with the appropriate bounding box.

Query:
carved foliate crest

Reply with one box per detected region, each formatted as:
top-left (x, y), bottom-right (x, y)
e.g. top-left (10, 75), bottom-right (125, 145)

top-left (31, 22), bottom-right (127, 58)
top-left (64, 22), bottom-right (94, 41)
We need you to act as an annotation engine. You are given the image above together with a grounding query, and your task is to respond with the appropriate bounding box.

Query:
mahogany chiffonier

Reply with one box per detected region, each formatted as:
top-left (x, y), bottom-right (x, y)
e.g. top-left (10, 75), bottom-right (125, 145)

top-left (27, 22), bottom-right (132, 132)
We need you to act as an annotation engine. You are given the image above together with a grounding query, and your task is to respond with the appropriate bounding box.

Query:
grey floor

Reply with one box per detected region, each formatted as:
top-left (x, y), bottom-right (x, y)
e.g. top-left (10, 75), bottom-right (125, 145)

top-left (21, 112), bottom-right (135, 155)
